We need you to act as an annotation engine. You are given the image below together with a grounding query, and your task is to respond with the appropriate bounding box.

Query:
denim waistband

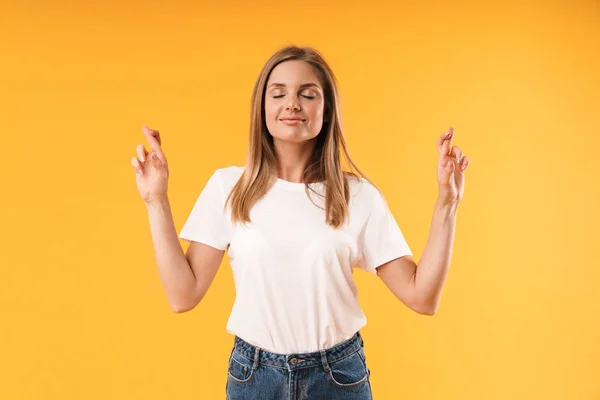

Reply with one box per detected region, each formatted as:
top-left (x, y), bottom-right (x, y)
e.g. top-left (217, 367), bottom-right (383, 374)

top-left (232, 331), bottom-right (364, 372)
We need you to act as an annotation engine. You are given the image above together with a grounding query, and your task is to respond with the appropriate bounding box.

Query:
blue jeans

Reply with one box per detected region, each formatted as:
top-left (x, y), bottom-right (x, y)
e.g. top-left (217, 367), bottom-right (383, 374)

top-left (226, 331), bottom-right (373, 400)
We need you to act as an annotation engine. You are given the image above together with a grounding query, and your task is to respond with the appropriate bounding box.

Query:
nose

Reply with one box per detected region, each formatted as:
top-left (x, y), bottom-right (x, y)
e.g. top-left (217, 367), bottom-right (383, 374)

top-left (286, 97), bottom-right (301, 111)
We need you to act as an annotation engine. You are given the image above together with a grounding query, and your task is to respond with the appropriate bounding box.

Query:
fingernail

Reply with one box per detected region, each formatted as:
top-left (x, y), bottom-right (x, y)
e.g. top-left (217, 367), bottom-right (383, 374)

top-left (138, 169), bottom-right (143, 175)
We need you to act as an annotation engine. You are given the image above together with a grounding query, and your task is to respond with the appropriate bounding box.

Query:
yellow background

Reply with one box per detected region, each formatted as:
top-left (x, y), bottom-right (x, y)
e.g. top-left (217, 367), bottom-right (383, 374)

top-left (1, 0), bottom-right (599, 398)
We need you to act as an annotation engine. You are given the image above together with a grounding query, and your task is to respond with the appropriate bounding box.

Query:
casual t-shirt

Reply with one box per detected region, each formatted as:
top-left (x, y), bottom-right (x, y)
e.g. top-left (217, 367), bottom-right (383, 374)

top-left (178, 166), bottom-right (412, 354)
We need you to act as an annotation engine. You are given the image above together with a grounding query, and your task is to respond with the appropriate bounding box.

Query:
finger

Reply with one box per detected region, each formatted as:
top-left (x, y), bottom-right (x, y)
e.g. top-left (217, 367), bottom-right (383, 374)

top-left (150, 151), bottom-right (164, 169)
top-left (461, 156), bottom-right (469, 171)
top-left (439, 153), bottom-right (461, 163)
top-left (136, 144), bottom-right (148, 163)
top-left (142, 125), bottom-right (168, 165)
top-left (438, 127), bottom-right (453, 156)
top-left (131, 157), bottom-right (143, 175)
top-left (439, 157), bottom-right (455, 186)
top-left (142, 125), bottom-right (163, 151)
top-left (450, 146), bottom-right (463, 164)
top-left (437, 128), bottom-right (452, 148)
top-left (142, 125), bottom-right (162, 146)
top-left (439, 155), bottom-right (454, 168)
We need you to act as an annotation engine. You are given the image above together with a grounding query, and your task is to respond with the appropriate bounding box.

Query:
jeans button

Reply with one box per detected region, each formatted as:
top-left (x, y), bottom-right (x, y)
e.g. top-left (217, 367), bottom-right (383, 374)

top-left (290, 358), bottom-right (297, 365)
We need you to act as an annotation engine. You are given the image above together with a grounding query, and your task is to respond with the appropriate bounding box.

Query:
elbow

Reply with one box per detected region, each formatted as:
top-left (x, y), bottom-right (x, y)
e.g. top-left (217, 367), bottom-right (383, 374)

top-left (171, 303), bottom-right (193, 313)
top-left (420, 307), bottom-right (437, 316)
top-left (170, 292), bottom-right (202, 313)
top-left (169, 297), bottom-right (196, 313)
top-left (414, 300), bottom-right (438, 316)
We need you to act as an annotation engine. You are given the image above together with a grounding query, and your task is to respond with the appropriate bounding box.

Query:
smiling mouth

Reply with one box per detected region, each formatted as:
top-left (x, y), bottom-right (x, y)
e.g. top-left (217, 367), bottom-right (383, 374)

top-left (280, 119), bottom-right (305, 125)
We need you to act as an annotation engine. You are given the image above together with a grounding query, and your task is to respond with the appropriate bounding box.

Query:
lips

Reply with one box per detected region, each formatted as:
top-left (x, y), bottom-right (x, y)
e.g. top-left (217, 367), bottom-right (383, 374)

top-left (280, 118), bottom-right (304, 125)
top-left (280, 118), bottom-right (305, 121)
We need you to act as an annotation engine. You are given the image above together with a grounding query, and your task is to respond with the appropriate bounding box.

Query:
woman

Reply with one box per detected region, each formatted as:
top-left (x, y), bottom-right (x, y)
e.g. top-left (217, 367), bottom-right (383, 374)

top-left (132, 46), bottom-right (469, 399)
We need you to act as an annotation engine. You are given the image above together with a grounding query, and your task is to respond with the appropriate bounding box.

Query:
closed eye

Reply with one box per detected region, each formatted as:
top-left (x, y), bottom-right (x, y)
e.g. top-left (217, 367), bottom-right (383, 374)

top-left (272, 95), bottom-right (315, 99)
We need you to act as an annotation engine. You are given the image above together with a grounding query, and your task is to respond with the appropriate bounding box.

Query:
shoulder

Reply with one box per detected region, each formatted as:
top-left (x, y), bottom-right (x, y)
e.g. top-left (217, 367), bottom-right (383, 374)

top-left (345, 174), bottom-right (389, 215)
top-left (212, 165), bottom-right (245, 192)
top-left (214, 165), bottom-right (245, 179)
top-left (346, 174), bottom-right (380, 199)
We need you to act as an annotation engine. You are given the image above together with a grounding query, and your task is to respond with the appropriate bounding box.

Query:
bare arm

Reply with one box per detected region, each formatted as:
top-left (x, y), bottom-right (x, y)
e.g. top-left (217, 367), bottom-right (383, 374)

top-left (376, 127), bottom-right (469, 315)
top-left (377, 200), bottom-right (457, 315)
top-left (133, 126), bottom-right (225, 313)
top-left (146, 196), bottom-right (224, 313)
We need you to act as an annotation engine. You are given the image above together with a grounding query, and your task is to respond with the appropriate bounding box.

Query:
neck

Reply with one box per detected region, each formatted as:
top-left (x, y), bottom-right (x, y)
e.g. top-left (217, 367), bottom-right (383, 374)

top-left (273, 138), bottom-right (317, 183)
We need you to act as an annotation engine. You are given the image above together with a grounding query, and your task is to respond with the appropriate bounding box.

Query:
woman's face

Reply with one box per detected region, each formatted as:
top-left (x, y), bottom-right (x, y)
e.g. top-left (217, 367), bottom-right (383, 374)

top-left (264, 60), bottom-right (326, 144)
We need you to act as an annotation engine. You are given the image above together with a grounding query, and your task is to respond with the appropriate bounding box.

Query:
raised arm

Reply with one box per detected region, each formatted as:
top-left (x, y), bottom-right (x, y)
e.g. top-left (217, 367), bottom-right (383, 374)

top-left (376, 127), bottom-right (470, 315)
top-left (132, 126), bottom-right (224, 313)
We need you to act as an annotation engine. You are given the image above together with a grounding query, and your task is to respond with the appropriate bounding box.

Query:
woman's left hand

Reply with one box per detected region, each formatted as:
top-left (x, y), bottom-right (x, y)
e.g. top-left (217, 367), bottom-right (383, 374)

top-left (437, 127), bottom-right (469, 205)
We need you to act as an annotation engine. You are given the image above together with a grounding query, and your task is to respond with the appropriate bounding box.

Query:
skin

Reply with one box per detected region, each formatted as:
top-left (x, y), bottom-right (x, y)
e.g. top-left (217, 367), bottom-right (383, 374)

top-left (131, 63), bottom-right (471, 315)
top-left (261, 61), bottom-right (472, 316)
top-left (264, 60), bottom-right (326, 183)
top-left (377, 127), bottom-right (470, 315)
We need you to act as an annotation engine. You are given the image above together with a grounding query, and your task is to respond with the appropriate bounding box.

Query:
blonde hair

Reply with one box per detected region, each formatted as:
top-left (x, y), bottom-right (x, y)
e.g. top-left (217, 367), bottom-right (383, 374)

top-left (226, 45), bottom-right (376, 229)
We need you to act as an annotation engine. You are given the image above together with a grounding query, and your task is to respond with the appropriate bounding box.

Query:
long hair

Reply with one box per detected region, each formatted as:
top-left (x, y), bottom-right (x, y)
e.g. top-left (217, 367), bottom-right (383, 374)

top-left (226, 45), bottom-right (377, 229)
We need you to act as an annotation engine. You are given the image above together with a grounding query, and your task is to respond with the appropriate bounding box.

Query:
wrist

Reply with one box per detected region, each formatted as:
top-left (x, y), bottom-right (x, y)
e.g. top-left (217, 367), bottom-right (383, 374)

top-left (435, 195), bottom-right (460, 210)
top-left (145, 195), bottom-right (170, 208)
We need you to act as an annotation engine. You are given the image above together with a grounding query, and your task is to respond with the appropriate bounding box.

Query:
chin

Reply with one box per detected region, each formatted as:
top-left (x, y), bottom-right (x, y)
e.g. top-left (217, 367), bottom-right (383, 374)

top-left (272, 132), bottom-right (316, 143)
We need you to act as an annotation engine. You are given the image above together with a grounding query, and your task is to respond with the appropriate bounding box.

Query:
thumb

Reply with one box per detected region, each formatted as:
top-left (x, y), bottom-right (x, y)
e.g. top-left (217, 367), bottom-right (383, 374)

top-left (441, 160), bottom-right (454, 185)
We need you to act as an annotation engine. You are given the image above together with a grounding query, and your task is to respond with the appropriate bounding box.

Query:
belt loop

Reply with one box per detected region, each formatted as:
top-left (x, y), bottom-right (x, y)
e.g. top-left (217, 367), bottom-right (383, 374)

top-left (357, 331), bottom-right (364, 346)
top-left (320, 349), bottom-right (330, 372)
top-left (252, 346), bottom-right (261, 371)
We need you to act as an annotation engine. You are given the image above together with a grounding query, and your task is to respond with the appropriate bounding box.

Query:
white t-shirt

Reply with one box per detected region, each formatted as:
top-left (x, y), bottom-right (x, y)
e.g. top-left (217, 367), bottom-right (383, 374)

top-left (178, 166), bottom-right (412, 354)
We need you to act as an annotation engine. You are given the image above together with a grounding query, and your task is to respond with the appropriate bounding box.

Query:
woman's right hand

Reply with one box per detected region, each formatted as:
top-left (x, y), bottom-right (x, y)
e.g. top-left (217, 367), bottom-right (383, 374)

top-left (131, 125), bottom-right (170, 204)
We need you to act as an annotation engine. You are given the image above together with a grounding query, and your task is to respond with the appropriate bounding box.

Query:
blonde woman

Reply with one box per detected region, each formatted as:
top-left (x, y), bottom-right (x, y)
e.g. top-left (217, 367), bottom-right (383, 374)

top-left (132, 46), bottom-right (469, 399)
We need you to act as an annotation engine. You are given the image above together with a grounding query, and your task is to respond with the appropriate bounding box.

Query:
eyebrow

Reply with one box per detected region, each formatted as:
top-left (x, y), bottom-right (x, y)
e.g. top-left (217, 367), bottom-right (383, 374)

top-left (268, 83), bottom-right (321, 90)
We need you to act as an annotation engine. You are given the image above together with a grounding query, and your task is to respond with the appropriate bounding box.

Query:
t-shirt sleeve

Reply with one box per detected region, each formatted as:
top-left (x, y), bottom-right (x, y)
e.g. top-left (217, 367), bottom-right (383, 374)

top-left (178, 169), bottom-right (232, 250)
top-left (356, 188), bottom-right (412, 274)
